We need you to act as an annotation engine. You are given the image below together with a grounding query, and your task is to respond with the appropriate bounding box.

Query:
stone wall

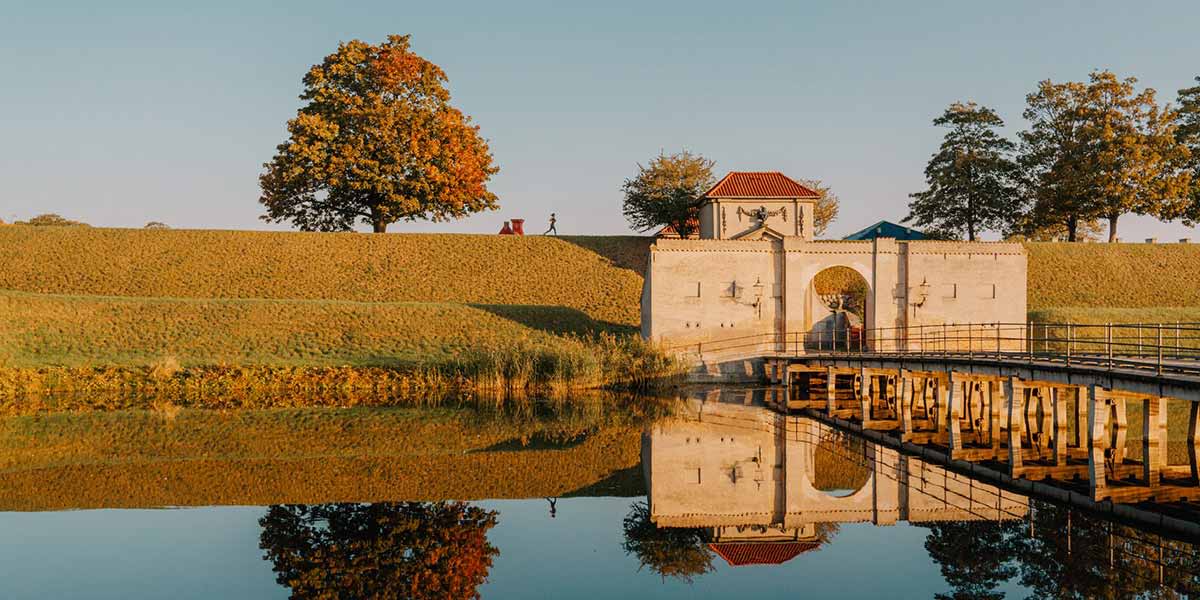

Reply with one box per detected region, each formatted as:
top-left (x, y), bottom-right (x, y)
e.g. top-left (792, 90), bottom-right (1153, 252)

top-left (643, 237), bottom-right (1027, 354)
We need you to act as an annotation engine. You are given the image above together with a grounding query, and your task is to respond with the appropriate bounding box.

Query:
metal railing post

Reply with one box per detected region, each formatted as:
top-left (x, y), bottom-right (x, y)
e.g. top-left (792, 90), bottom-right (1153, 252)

top-left (996, 322), bottom-right (1001, 360)
top-left (1070, 321), bottom-right (1080, 367)
top-left (943, 323), bottom-right (948, 357)
top-left (1106, 322), bottom-right (1112, 370)
top-left (1027, 320), bottom-right (1033, 364)
top-left (1157, 324), bottom-right (1163, 375)
top-left (968, 324), bottom-right (973, 361)
top-left (1137, 324), bottom-right (1142, 358)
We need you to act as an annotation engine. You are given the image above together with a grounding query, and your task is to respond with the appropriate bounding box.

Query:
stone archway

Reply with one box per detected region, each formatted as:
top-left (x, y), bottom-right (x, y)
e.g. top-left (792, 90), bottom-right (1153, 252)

top-left (807, 266), bottom-right (871, 350)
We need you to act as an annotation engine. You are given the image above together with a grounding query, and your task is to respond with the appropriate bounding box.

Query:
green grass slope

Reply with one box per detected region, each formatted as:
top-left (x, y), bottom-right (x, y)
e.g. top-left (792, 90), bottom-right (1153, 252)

top-left (0, 289), bottom-right (599, 368)
top-left (0, 227), bottom-right (650, 329)
top-left (1025, 242), bottom-right (1200, 311)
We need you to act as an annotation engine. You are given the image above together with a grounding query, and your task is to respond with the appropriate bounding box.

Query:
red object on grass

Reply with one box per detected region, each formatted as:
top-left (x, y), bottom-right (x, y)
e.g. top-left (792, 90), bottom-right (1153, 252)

top-left (498, 221), bottom-right (513, 235)
top-left (510, 219), bottom-right (525, 235)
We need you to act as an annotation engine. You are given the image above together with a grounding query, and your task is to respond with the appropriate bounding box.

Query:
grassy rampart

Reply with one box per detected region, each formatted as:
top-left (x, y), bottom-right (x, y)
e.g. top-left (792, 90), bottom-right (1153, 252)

top-left (0, 405), bottom-right (649, 510)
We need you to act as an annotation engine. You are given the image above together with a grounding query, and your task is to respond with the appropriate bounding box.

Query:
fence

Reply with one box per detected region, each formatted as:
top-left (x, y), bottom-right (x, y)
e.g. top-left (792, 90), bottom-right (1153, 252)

top-left (668, 322), bottom-right (1200, 377)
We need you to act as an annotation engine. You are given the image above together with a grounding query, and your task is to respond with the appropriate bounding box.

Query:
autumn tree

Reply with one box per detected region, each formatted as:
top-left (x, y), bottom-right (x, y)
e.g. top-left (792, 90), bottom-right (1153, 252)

top-left (1020, 72), bottom-right (1192, 242)
top-left (621, 150), bottom-right (715, 238)
top-left (259, 501), bottom-right (499, 599)
top-left (906, 102), bottom-right (1022, 241)
top-left (1178, 76), bottom-right (1200, 220)
top-left (260, 35), bottom-right (499, 233)
top-left (1081, 71), bottom-right (1192, 241)
top-left (799, 179), bottom-right (840, 236)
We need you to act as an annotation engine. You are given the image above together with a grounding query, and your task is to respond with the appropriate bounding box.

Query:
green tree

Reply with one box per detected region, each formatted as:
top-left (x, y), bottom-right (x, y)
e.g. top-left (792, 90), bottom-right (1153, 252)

top-left (621, 150), bottom-right (715, 238)
top-left (259, 502), bottom-right (499, 599)
top-left (799, 179), bottom-right (840, 237)
top-left (15, 213), bottom-right (89, 227)
top-left (260, 35), bottom-right (499, 233)
top-left (1019, 79), bottom-right (1097, 241)
top-left (621, 501), bottom-right (714, 583)
top-left (1177, 76), bottom-right (1200, 220)
top-left (906, 102), bottom-right (1022, 241)
top-left (922, 520), bottom-right (1021, 600)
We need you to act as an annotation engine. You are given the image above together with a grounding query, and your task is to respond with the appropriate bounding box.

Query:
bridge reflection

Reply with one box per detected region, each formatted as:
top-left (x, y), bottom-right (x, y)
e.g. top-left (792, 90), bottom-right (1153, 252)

top-left (635, 391), bottom-right (1200, 596)
top-left (645, 392), bottom-right (1028, 561)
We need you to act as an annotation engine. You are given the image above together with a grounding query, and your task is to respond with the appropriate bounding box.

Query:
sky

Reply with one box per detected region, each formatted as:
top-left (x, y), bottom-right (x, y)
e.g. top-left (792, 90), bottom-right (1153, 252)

top-left (2, 0), bottom-right (1199, 240)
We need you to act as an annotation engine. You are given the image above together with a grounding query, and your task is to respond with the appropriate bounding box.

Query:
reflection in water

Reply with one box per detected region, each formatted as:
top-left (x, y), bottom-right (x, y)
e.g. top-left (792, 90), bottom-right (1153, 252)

top-left (636, 394), bottom-right (1200, 597)
top-left (259, 502), bottom-right (498, 600)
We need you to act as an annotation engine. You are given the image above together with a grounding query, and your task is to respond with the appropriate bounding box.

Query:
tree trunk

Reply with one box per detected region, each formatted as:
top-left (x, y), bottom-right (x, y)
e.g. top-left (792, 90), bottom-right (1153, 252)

top-left (1066, 215), bottom-right (1078, 242)
top-left (370, 207), bottom-right (388, 233)
top-left (1107, 214), bottom-right (1119, 243)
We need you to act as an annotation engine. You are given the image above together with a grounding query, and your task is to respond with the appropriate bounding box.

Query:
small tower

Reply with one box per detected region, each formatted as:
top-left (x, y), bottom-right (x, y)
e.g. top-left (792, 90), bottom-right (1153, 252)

top-left (697, 172), bottom-right (821, 240)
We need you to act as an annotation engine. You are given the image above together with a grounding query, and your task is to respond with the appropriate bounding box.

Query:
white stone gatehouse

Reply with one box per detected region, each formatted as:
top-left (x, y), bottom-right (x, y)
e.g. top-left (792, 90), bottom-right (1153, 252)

top-left (640, 171), bottom-right (1028, 356)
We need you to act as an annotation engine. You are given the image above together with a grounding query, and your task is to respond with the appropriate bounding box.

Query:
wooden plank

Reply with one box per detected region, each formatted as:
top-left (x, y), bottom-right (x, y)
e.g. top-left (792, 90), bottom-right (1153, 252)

top-left (1089, 385), bottom-right (1110, 500)
top-left (1006, 378), bottom-right (1024, 477)
top-left (947, 375), bottom-right (964, 453)
top-left (825, 366), bottom-right (837, 416)
top-left (1190, 402), bottom-right (1200, 484)
top-left (1113, 397), bottom-right (1128, 466)
top-left (990, 380), bottom-right (1004, 456)
top-left (1143, 397), bottom-right (1165, 487)
top-left (899, 373), bottom-right (914, 442)
top-left (1053, 387), bottom-right (1068, 466)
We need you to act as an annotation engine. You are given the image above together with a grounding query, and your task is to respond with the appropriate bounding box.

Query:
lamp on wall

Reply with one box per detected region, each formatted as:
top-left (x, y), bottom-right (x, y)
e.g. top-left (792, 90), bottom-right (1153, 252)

top-left (911, 277), bottom-right (931, 309)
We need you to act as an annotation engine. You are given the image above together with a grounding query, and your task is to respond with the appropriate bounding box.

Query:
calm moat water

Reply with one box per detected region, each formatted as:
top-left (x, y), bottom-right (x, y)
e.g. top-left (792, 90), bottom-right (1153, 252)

top-left (2, 393), bottom-right (1198, 599)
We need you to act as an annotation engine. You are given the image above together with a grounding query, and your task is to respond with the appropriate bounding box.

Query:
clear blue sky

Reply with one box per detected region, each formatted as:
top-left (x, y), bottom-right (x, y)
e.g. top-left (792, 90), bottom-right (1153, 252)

top-left (3, 0), bottom-right (1199, 239)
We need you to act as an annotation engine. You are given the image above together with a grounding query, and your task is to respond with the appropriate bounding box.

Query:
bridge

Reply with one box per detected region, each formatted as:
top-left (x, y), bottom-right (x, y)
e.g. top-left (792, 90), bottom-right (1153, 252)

top-left (668, 321), bottom-right (1200, 538)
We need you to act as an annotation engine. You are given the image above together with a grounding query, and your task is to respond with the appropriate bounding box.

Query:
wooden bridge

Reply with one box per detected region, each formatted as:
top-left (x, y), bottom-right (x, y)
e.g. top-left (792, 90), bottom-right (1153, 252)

top-left (676, 322), bottom-right (1200, 538)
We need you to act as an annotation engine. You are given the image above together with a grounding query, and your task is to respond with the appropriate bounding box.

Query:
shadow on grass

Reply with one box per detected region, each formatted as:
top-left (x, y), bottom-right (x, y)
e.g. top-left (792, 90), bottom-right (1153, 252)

top-left (471, 430), bottom-right (594, 452)
top-left (470, 303), bottom-right (637, 338)
top-left (558, 235), bottom-right (654, 276)
top-left (564, 465), bottom-right (646, 497)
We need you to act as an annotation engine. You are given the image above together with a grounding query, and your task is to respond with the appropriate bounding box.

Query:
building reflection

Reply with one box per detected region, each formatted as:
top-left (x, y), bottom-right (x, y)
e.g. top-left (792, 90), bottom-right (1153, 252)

top-left (633, 390), bottom-right (1200, 597)
top-left (644, 390), bottom-right (1028, 568)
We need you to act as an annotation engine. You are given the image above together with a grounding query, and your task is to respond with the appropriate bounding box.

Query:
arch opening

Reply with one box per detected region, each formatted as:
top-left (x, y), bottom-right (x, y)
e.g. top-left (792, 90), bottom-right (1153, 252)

top-left (808, 266), bottom-right (870, 351)
top-left (810, 431), bottom-right (871, 498)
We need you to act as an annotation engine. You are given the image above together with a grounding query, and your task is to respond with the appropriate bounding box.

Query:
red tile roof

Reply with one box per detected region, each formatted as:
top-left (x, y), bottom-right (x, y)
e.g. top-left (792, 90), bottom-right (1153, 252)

top-left (704, 172), bottom-right (821, 199)
top-left (708, 542), bottom-right (822, 567)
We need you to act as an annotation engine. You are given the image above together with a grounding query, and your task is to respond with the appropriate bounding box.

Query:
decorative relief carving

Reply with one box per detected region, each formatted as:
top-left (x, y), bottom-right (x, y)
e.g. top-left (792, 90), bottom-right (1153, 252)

top-left (736, 205), bottom-right (786, 223)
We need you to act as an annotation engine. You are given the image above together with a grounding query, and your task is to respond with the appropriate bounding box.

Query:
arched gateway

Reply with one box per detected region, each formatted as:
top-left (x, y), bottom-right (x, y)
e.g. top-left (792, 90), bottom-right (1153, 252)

top-left (640, 171), bottom-right (1027, 359)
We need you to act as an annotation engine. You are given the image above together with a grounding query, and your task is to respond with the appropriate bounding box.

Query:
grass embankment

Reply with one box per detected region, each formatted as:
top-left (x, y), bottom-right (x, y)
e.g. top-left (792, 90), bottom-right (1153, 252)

top-left (0, 227), bottom-right (671, 397)
top-left (0, 401), bottom-right (657, 510)
top-left (1025, 242), bottom-right (1200, 326)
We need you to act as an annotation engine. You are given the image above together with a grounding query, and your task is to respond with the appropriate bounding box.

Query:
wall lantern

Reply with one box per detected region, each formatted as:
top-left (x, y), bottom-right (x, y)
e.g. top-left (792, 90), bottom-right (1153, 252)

top-left (911, 277), bottom-right (931, 309)
top-left (753, 277), bottom-right (765, 298)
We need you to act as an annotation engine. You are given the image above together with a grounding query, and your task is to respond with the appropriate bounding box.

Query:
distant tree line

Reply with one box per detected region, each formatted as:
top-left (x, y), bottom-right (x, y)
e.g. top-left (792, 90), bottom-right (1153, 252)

top-left (907, 71), bottom-right (1200, 242)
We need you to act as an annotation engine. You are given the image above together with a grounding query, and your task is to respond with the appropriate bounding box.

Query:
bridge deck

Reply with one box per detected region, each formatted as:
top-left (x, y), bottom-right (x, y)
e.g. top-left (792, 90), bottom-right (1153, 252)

top-left (765, 361), bottom-right (1200, 539)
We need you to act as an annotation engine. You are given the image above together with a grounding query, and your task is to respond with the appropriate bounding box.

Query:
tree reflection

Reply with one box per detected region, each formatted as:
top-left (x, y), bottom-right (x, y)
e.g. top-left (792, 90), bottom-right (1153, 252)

top-left (922, 502), bottom-right (1200, 599)
top-left (923, 520), bottom-right (1021, 600)
top-left (621, 501), bottom-right (714, 583)
top-left (259, 502), bottom-right (498, 599)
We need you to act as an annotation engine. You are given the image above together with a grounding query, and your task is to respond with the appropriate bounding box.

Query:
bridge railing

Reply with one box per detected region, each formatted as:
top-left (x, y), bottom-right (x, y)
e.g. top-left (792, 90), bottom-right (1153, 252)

top-left (667, 321), bottom-right (1200, 376)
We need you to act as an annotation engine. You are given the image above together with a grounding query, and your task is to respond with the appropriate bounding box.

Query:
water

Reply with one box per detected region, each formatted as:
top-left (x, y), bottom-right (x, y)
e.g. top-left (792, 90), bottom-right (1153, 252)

top-left (1, 397), bottom-right (1197, 598)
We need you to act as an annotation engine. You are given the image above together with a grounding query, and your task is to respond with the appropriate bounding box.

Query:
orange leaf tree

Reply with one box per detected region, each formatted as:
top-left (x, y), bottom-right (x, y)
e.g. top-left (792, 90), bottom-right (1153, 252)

top-left (260, 35), bottom-right (499, 233)
top-left (260, 501), bottom-right (499, 599)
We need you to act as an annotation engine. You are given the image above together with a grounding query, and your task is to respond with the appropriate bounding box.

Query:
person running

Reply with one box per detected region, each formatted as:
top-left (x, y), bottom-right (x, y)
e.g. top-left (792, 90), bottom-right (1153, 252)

top-left (544, 213), bottom-right (557, 235)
